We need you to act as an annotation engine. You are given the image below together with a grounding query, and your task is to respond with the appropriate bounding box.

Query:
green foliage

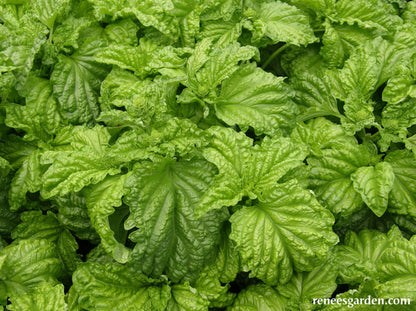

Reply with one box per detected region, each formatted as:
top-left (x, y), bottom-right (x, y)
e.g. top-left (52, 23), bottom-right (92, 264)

top-left (1, 0), bottom-right (416, 309)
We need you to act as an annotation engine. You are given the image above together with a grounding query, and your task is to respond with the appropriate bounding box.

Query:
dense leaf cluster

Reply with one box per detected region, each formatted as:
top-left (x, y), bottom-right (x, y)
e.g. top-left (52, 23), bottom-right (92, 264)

top-left (1, 0), bottom-right (416, 310)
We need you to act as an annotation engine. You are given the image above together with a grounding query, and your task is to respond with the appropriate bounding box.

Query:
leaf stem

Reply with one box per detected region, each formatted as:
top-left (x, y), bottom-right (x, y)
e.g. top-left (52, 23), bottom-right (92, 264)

top-left (261, 44), bottom-right (289, 69)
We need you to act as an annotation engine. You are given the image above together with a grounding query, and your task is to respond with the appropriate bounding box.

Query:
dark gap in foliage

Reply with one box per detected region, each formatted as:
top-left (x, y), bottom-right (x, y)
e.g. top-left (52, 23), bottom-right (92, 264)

top-left (108, 204), bottom-right (130, 245)
top-left (408, 124), bottom-right (416, 136)
top-left (336, 99), bottom-right (345, 116)
top-left (325, 115), bottom-right (342, 124)
top-left (228, 272), bottom-right (262, 294)
top-left (332, 283), bottom-right (349, 297)
top-left (76, 237), bottom-right (97, 259)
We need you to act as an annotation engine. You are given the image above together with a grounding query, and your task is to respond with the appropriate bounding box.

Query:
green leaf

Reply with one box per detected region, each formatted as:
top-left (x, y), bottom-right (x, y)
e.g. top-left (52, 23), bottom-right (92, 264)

top-left (54, 192), bottom-right (99, 241)
top-left (11, 211), bottom-right (82, 273)
top-left (196, 127), bottom-right (251, 216)
top-left (184, 39), bottom-right (258, 98)
top-left (104, 18), bottom-right (139, 45)
top-left (385, 150), bottom-right (416, 217)
top-left (351, 162), bottom-right (395, 217)
top-left (307, 142), bottom-right (375, 215)
top-left (41, 126), bottom-right (120, 199)
top-left (193, 268), bottom-right (235, 308)
top-left (73, 262), bottom-right (171, 311)
top-left (228, 284), bottom-right (287, 311)
top-left (229, 180), bottom-right (338, 285)
top-left (4, 77), bottom-right (61, 142)
top-left (0, 239), bottom-right (62, 300)
top-left (8, 149), bottom-right (42, 211)
top-left (334, 229), bottom-right (392, 284)
top-left (167, 283), bottom-right (210, 311)
top-left (199, 18), bottom-right (242, 47)
top-left (249, 1), bottom-right (317, 46)
top-left (276, 259), bottom-right (338, 309)
top-left (85, 174), bottom-right (131, 263)
top-left (124, 158), bottom-right (226, 282)
top-left (291, 118), bottom-right (357, 156)
top-left (51, 38), bottom-right (110, 124)
top-left (94, 40), bottom-right (185, 78)
top-left (198, 127), bottom-right (307, 216)
top-left (291, 73), bottom-right (343, 122)
top-left (210, 223), bottom-right (240, 284)
top-left (213, 63), bottom-right (297, 136)
top-left (332, 0), bottom-right (402, 34)
top-left (32, 0), bottom-right (71, 30)
top-left (8, 284), bottom-right (66, 311)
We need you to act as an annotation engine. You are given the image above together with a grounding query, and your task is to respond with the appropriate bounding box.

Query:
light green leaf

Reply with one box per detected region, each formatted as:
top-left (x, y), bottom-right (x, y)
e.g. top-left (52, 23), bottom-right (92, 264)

top-left (276, 259), bottom-right (338, 309)
top-left (193, 268), bottom-right (235, 308)
top-left (167, 283), bottom-right (209, 311)
top-left (32, 0), bottom-right (71, 30)
top-left (54, 192), bottom-right (99, 242)
top-left (11, 211), bottom-right (82, 273)
top-left (351, 162), bottom-right (395, 217)
top-left (85, 174), bottom-right (131, 263)
top-left (210, 223), bottom-right (240, 284)
top-left (307, 143), bottom-right (375, 215)
top-left (124, 158), bottom-right (226, 282)
top-left (198, 127), bottom-right (307, 216)
top-left (184, 40), bottom-right (258, 98)
top-left (8, 284), bottom-right (66, 311)
top-left (249, 1), bottom-right (317, 46)
top-left (199, 18), bottom-right (242, 47)
top-left (73, 262), bottom-right (171, 311)
top-left (291, 118), bottom-right (357, 156)
top-left (4, 77), bottom-right (61, 142)
top-left (230, 180), bottom-right (338, 285)
top-left (334, 229), bottom-right (392, 284)
top-left (197, 127), bottom-right (252, 216)
top-left (41, 126), bottom-right (121, 199)
top-left (94, 40), bottom-right (185, 78)
top-left (8, 149), bottom-right (42, 211)
top-left (213, 63), bottom-right (297, 136)
top-left (228, 284), bottom-right (287, 311)
top-left (104, 18), bottom-right (139, 45)
top-left (385, 150), bottom-right (416, 217)
top-left (291, 73), bottom-right (343, 122)
top-left (51, 38), bottom-right (110, 124)
top-left (332, 0), bottom-right (402, 34)
top-left (0, 239), bottom-right (62, 300)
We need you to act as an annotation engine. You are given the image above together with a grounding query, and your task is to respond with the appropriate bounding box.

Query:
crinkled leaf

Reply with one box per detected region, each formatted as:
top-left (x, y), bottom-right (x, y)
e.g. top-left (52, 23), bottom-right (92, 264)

top-left (213, 63), bottom-right (297, 136)
top-left (124, 158), bottom-right (226, 282)
top-left (198, 127), bottom-right (307, 216)
top-left (54, 192), bottom-right (99, 241)
top-left (385, 150), bottom-right (416, 217)
top-left (249, 1), bottom-right (317, 46)
top-left (51, 37), bottom-right (110, 124)
top-left (11, 211), bottom-right (82, 273)
top-left (4, 77), bottom-right (61, 142)
top-left (230, 180), bottom-right (338, 285)
top-left (351, 162), bottom-right (395, 217)
top-left (228, 284), bottom-right (287, 311)
top-left (167, 283), bottom-right (209, 311)
top-left (94, 40), bottom-right (185, 79)
top-left (332, 0), bottom-right (402, 34)
top-left (85, 174), bottom-right (131, 263)
top-left (0, 239), bottom-right (62, 300)
top-left (276, 259), bottom-right (338, 309)
top-left (41, 126), bottom-right (120, 198)
top-left (8, 149), bottom-right (42, 211)
top-left (32, 0), bottom-right (71, 30)
top-left (8, 284), bottom-right (66, 311)
top-left (307, 143), bottom-right (375, 215)
top-left (72, 262), bottom-right (170, 311)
